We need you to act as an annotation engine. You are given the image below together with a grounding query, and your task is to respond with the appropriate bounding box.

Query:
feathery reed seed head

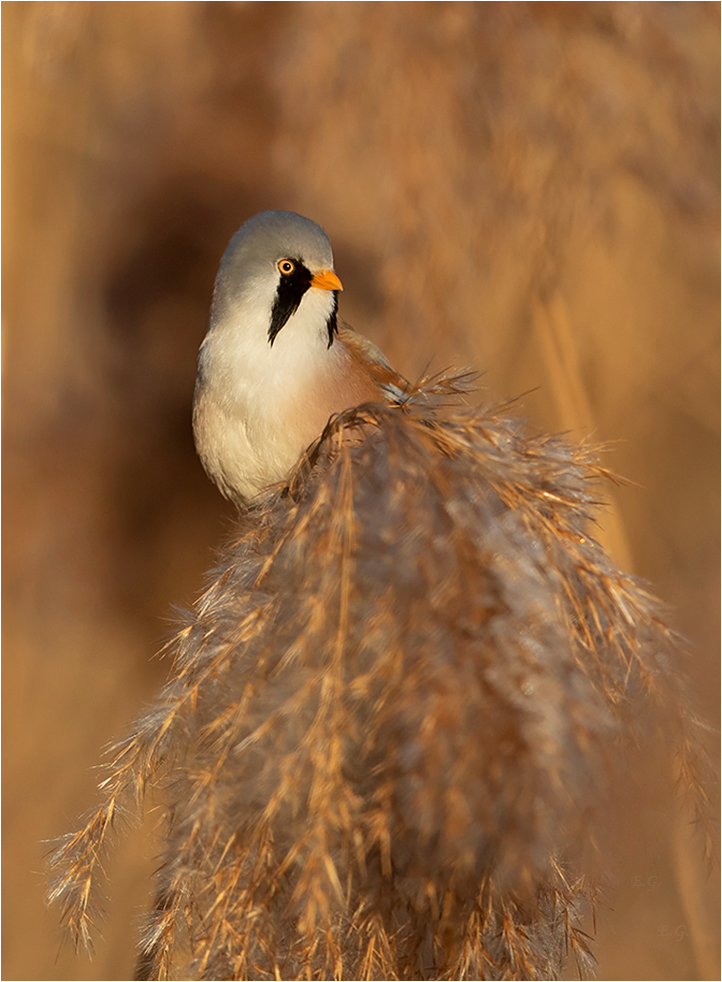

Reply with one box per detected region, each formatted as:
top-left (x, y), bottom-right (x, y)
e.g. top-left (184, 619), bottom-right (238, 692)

top-left (47, 374), bottom-right (709, 980)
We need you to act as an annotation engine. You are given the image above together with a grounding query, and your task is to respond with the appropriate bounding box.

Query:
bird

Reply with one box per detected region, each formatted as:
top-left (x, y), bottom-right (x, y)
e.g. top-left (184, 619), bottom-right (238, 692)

top-left (193, 210), bottom-right (408, 505)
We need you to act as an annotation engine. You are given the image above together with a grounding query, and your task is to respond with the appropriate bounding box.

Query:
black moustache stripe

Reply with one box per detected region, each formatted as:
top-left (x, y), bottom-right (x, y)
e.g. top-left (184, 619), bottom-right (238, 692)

top-left (268, 262), bottom-right (313, 346)
top-left (326, 292), bottom-right (339, 349)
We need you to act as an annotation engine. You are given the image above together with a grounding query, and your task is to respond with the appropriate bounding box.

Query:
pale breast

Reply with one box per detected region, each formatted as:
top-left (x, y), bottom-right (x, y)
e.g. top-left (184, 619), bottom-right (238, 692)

top-left (193, 338), bottom-right (386, 504)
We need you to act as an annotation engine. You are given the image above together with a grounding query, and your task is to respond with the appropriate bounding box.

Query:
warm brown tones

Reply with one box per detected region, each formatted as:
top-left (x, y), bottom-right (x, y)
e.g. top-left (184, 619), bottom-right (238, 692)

top-left (3, 3), bottom-right (719, 980)
top-left (47, 377), bottom-right (711, 979)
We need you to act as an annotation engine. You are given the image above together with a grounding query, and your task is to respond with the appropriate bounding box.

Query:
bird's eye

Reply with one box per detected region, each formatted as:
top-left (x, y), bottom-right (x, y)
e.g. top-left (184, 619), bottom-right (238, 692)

top-left (278, 259), bottom-right (295, 275)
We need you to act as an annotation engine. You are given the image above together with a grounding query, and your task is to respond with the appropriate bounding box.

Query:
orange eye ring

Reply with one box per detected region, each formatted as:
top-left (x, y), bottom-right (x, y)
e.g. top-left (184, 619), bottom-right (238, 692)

top-left (277, 259), bottom-right (295, 275)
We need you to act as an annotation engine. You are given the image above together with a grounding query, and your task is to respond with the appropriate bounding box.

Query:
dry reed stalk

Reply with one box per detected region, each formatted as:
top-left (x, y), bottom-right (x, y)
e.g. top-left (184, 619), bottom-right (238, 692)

top-left (47, 375), bottom-right (711, 980)
top-left (530, 289), bottom-right (634, 572)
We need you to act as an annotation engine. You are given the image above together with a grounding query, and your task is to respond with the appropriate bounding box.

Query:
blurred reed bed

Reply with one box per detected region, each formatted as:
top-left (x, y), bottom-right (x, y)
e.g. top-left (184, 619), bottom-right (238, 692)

top-left (47, 375), bottom-right (712, 979)
top-left (3, 3), bottom-right (718, 979)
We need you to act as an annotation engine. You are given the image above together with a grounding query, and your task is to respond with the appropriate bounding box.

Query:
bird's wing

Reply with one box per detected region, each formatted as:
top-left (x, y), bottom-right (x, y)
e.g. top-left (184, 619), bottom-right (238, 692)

top-left (337, 322), bottom-right (411, 402)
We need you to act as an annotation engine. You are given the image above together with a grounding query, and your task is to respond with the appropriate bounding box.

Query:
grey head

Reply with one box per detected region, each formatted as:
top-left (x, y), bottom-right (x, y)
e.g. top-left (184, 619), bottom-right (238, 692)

top-left (209, 210), bottom-right (340, 347)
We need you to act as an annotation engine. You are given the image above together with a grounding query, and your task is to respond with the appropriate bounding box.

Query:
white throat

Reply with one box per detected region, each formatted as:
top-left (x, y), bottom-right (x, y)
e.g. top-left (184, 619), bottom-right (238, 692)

top-left (194, 286), bottom-right (349, 502)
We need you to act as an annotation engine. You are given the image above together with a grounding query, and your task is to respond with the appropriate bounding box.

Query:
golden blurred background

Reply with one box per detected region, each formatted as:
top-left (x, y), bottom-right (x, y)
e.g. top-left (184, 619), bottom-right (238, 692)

top-left (2, 3), bottom-right (719, 979)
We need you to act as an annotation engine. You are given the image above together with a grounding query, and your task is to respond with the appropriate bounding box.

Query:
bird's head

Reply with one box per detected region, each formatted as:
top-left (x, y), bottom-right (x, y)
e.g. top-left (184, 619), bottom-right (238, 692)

top-left (209, 210), bottom-right (343, 351)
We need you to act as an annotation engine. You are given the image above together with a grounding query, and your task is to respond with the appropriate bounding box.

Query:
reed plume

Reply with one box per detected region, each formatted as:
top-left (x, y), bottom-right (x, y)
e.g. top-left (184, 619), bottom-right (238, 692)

top-left (47, 374), bottom-right (710, 980)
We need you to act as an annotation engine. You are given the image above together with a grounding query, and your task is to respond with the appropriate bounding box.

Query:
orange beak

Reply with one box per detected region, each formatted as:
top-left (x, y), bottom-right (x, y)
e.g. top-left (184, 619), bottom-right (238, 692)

top-left (310, 269), bottom-right (343, 292)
